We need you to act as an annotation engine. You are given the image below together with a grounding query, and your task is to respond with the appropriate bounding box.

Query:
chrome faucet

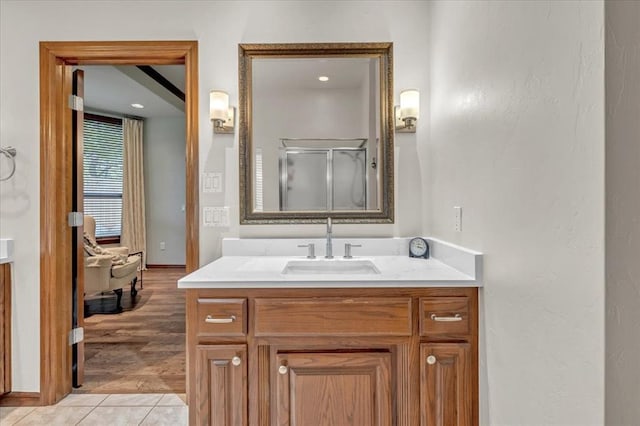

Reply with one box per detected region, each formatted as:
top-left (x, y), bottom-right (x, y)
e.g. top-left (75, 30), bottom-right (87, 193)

top-left (325, 217), bottom-right (333, 259)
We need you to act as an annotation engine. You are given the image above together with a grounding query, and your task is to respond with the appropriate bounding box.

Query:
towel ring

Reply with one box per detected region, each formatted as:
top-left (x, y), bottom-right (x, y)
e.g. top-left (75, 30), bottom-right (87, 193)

top-left (0, 146), bottom-right (16, 181)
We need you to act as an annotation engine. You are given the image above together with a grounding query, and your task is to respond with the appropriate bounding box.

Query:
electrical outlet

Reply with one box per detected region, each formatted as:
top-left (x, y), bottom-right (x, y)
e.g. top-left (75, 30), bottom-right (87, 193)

top-left (160, 241), bottom-right (166, 250)
top-left (454, 206), bottom-right (462, 232)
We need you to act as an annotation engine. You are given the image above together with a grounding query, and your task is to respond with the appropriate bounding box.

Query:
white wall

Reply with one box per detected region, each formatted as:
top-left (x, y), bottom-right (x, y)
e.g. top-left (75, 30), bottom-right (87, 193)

top-left (0, 0), bottom-right (427, 392)
top-left (605, 1), bottom-right (640, 424)
top-left (427, 1), bottom-right (605, 425)
top-left (144, 116), bottom-right (186, 266)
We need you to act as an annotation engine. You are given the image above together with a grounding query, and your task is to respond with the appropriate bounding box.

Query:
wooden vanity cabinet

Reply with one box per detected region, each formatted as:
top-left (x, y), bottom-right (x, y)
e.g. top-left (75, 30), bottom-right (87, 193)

top-left (0, 263), bottom-right (11, 396)
top-left (186, 287), bottom-right (478, 426)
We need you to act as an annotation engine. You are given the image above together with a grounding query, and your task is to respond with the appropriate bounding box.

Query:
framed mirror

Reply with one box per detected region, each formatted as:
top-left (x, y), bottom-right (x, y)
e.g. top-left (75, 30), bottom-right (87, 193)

top-left (239, 42), bottom-right (394, 224)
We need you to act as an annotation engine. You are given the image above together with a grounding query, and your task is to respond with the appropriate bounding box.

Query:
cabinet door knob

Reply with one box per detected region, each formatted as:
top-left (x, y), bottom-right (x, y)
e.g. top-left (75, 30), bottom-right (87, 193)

top-left (232, 356), bottom-right (241, 366)
top-left (427, 355), bottom-right (437, 365)
top-left (278, 365), bottom-right (288, 375)
top-left (205, 315), bottom-right (236, 324)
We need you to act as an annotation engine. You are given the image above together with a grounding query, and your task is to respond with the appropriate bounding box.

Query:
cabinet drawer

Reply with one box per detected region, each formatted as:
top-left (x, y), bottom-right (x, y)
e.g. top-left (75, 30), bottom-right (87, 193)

top-left (419, 297), bottom-right (470, 336)
top-left (254, 297), bottom-right (412, 336)
top-left (196, 298), bottom-right (247, 337)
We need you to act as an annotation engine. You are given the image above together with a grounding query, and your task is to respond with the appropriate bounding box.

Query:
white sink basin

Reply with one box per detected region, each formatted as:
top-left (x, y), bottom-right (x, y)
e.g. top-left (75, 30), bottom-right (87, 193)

top-left (282, 259), bottom-right (380, 275)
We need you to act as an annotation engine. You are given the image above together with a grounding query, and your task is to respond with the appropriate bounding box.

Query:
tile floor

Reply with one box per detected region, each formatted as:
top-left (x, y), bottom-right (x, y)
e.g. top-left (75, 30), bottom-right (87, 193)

top-left (0, 393), bottom-right (187, 425)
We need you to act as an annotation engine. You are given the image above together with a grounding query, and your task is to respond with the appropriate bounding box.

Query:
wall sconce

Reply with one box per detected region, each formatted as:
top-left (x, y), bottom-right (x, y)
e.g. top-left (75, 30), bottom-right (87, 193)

top-left (210, 90), bottom-right (235, 134)
top-left (395, 89), bottom-right (420, 133)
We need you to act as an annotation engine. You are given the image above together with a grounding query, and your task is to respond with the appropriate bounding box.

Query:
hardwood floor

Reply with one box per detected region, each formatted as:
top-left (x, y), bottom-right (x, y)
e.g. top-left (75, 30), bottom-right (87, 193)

top-left (76, 268), bottom-right (187, 394)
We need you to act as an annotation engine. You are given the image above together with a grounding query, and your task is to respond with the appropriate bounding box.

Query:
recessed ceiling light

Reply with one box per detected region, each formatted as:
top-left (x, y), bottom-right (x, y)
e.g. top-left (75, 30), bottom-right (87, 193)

top-left (131, 103), bottom-right (144, 109)
top-left (318, 76), bottom-right (329, 82)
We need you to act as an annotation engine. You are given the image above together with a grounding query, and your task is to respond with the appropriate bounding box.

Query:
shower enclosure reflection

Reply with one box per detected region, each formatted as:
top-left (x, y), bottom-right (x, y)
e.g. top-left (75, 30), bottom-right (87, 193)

top-left (277, 139), bottom-right (370, 211)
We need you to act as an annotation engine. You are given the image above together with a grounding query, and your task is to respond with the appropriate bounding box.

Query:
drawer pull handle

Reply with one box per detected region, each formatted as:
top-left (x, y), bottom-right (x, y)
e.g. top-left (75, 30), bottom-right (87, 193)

top-left (427, 355), bottom-right (437, 365)
top-left (232, 356), bottom-right (242, 367)
top-left (278, 365), bottom-right (288, 375)
top-left (430, 313), bottom-right (462, 322)
top-left (205, 315), bottom-right (236, 324)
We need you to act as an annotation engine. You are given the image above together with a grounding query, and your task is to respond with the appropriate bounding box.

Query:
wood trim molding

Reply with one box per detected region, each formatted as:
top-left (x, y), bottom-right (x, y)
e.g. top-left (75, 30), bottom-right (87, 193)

top-left (39, 40), bottom-right (199, 406)
top-left (146, 264), bottom-right (187, 269)
top-left (0, 392), bottom-right (42, 407)
top-left (95, 236), bottom-right (121, 245)
top-left (39, 43), bottom-right (73, 406)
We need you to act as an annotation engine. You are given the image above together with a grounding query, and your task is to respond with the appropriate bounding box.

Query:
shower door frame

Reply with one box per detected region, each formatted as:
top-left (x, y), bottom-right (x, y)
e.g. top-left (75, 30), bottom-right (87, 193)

top-left (279, 145), bottom-right (368, 212)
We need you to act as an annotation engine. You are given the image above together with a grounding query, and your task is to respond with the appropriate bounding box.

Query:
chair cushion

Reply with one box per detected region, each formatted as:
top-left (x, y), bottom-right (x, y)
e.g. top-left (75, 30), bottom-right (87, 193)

top-left (85, 254), bottom-right (112, 268)
top-left (111, 256), bottom-right (140, 278)
top-left (84, 234), bottom-right (129, 265)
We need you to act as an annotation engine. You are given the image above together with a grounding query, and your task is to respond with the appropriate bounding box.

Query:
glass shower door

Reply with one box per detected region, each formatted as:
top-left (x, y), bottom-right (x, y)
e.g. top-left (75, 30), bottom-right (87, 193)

top-left (280, 150), bottom-right (328, 211)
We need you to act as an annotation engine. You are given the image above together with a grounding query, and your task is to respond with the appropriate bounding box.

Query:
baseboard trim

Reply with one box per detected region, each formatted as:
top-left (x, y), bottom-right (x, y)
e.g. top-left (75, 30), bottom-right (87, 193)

top-left (146, 264), bottom-right (186, 269)
top-left (0, 392), bottom-right (41, 406)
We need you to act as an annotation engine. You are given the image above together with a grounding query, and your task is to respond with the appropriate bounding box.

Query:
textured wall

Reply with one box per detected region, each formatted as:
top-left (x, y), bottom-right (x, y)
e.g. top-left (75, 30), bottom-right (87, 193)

top-left (427, 1), bottom-right (605, 424)
top-left (605, 1), bottom-right (640, 424)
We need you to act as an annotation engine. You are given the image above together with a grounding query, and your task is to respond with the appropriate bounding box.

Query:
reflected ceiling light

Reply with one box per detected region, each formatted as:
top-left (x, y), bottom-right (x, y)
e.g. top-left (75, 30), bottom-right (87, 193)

top-left (395, 89), bottom-right (420, 133)
top-left (210, 90), bottom-right (235, 134)
top-left (318, 76), bottom-right (329, 82)
top-left (131, 103), bottom-right (144, 109)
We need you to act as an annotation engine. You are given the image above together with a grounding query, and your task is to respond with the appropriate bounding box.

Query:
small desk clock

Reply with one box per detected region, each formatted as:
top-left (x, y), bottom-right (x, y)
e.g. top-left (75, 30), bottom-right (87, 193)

top-left (409, 237), bottom-right (429, 259)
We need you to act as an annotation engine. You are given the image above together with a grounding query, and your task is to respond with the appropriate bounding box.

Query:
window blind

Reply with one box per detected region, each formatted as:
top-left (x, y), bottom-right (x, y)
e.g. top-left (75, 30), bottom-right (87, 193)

top-left (255, 148), bottom-right (264, 212)
top-left (83, 114), bottom-right (124, 238)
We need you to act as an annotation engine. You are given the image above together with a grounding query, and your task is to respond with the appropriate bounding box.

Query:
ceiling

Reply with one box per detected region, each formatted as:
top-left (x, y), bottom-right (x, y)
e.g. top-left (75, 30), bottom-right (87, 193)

top-left (80, 65), bottom-right (185, 118)
top-left (253, 57), bottom-right (375, 91)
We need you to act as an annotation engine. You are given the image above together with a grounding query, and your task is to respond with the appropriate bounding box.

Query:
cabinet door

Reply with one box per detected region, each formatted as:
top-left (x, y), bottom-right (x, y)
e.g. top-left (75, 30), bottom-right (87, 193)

top-left (420, 343), bottom-right (473, 426)
top-left (1, 263), bottom-right (11, 395)
top-left (274, 351), bottom-right (393, 426)
top-left (196, 345), bottom-right (247, 426)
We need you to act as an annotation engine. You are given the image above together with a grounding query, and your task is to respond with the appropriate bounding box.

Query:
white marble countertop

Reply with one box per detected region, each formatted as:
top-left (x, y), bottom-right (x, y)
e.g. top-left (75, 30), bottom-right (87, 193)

top-left (0, 238), bottom-right (14, 264)
top-left (178, 237), bottom-right (483, 289)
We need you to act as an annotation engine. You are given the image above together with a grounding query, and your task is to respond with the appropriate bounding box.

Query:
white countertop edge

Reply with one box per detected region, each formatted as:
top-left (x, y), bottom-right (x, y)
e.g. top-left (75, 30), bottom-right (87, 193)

top-left (178, 280), bottom-right (481, 289)
top-left (0, 238), bottom-right (14, 264)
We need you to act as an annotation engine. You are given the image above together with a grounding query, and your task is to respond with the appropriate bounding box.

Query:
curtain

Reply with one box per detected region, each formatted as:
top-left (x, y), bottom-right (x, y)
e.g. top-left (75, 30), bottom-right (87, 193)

top-left (121, 118), bottom-right (146, 269)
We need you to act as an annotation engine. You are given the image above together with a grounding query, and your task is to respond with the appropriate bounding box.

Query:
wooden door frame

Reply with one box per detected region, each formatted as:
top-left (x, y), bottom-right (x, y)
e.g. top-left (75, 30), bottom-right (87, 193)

top-left (39, 41), bottom-right (199, 405)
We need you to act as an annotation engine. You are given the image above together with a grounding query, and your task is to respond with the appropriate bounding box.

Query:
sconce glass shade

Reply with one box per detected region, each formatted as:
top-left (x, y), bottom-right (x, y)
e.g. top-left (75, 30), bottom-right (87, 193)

top-left (400, 89), bottom-right (420, 120)
top-left (210, 91), bottom-right (230, 122)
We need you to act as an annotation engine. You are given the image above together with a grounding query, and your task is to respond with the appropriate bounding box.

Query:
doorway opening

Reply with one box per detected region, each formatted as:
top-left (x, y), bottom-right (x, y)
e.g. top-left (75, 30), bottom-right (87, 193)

top-left (39, 41), bottom-right (198, 405)
top-left (76, 63), bottom-right (187, 394)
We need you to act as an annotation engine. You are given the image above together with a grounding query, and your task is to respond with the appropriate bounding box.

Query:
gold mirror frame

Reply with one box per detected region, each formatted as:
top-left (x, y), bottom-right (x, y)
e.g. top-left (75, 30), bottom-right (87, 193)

top-left (239, 42), bottom-right (394, 224)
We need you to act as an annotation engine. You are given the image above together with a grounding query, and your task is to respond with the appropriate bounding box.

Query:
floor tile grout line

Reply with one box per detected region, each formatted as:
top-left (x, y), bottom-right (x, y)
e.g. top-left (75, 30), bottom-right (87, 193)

top-left (74, 405), bottom-right (99, 426)
top-left (137, 405), bottom-right (155, 426)
top-left (3, 406), bottom-right (37, 425)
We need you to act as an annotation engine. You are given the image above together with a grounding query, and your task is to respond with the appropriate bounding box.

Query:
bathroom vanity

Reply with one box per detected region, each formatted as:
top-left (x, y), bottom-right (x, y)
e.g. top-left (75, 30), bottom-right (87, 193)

top-left (179, 238), bottom-right (482, 425)
top-left (0, 238), bottom-right (14, 396)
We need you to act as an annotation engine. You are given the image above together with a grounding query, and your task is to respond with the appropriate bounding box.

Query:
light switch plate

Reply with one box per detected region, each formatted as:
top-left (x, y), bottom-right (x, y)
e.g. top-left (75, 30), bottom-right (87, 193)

top-left (203, 206), bottom-right (230, 227)
top-left (202, 172), bottom-right (223, 193)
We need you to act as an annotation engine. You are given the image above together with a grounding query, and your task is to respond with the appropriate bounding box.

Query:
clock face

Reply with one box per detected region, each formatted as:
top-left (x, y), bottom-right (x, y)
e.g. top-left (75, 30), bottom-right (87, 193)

top-left (409, 237), bottom-right (429, 258)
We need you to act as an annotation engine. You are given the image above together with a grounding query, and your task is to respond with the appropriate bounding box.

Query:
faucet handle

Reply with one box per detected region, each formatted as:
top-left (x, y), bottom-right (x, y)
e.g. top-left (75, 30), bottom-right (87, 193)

top-left (344, 243), bottom-right (362, 259)
top-left (298, 243), bottom-right (316, 259)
